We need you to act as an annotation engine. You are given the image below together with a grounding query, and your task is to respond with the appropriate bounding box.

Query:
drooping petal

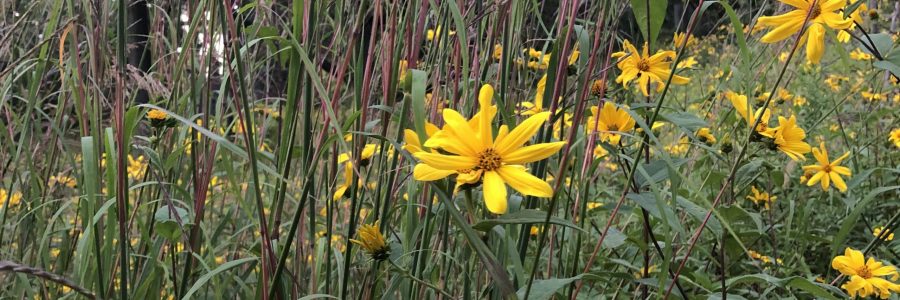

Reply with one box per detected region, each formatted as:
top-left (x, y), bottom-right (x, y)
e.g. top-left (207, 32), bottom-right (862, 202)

top-left (805, 24), bottom-right (825, 64)
top-left (496, 165), bottom-right (554, 197)
top-left (482, 171), bottom-right (508, 214)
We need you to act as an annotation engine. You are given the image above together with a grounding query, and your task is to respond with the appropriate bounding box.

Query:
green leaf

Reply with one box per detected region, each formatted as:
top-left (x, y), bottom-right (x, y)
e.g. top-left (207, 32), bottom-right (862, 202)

top-left (410, 69), bottom-right (428, 143)
top-left (873, 60), bottom-right (900, 77)
top-left (516, 274), bottom-right (584, 300)
top-left (677, 196), bottom-right (722, 236)
top-left (661, 112), bottom-right (707, 131)
top-left (724, 274), bottom-right (844, 300)
top-left (831, 185), bottom-right (900, 255)
top-left (634, 159), bottom-right (687, 188)
top-left (601, 228), bottom-right (627, 249)
top-left (181, 257), bottom-right (258, 300)
top-left (706, 1), bottom-right (751, 70)
top-left (297, 294), bottom-right (339, 300)
top-left (630, 0), bottom-right (668, 46)
top-left (472, 209), bottom-right (585, 233)
top-left (861, 33), bottom-right (894, 57)
top-left (429, 183), bottom-right (515, 296)
top-left (734, 159), bottom-right (763, 189)
top-left (154, 205), bottom-right (192, 241)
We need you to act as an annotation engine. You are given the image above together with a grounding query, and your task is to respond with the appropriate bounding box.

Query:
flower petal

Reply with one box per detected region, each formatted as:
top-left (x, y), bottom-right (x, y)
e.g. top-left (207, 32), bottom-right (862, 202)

top-left (503, 142), bottom-right (566, 164)
top-left (494, 112), bottom-right (551, 155)
top-left (496, 165), bottom-right (554, 197)
top-left (413, 164), bottom-right (456, 181)
top-left (482, 171), bottom-right (508, 214)
top-left (414, 152), bottom-right (478, 170)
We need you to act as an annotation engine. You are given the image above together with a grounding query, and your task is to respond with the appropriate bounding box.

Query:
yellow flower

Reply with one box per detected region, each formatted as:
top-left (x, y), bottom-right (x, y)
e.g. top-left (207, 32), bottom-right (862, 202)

top-left (593, 145), bottom-right (608, 159)
top-left (676, 56), bottom-right (698, 69)
top-left (530, 225), bottom-right (544, 236)
top-left (612, 39), bottom-right (690, 96)
top-left (147, 109), bottom-right (168, 120)
top-left (889, 129), bottom-right (900, 148)
top-left (873, 226), bottom-right (895, 241)
top-left (412, 84), bottom-right (565, 214)
top-left (426, 26), bottom-right (455, 41)
top-left (665, 137), bottom-right (690, 155)
top-left (127, 155), bottom-right (147, 180)
top-left (831, 247), bottom-right (900, 299)
top-left (567, 49), bottom-right (580, 65)
top-left (825, 74), bottom-right (849, 91)
top-left (756, 0), bottom-right (853, 64)
top-left (772, 115), bottom-right (812, 161)
top-left (520, 74), bottom-right (547, 116)
top-left (350, 221), bottom-right (390, 261)
top-left (862, 90), bottom-right (887, 101)
top-left (634, 265), bottom-right (658, 279)
top-left (403, 123), bottom-right (440, 154)
top-left (793, 95), bottom-right (808, 106)
top-left (0, 189), bottom-right (22, 208)
top-left (673, 32), bottom-right (697, 48)
top-left (776, 89), bottom-right (793, 103)
top-left (333, 162), bottom-right (353, 201)
top-left (746, 186), bottom-right (777, 210)
top-left (802, 142), bottom-right (851, 192)
top-left (748, 250), bottom-right (781, 265)
top-left (526, 48), bottom-right (544, 59)
top-left (590, 79), bottom-right (606, 97)
top-left (725, 91), bottom-right (776, 137)
top-left (49, 174), bottom-right (77, 189)
top-left (799, 168), bottom-right (816, 184)
top-left (493, 44), bottom-right (503, 60)
top-left (850, 48), bottom-right (873, 60)
top-left (696, 127), bottom-right (717, 145)
top-left (837, 1), bottom-right (868, 43)
top-left (397, 59), bottom-right (408, 80)
top-left (586, 102), bottom-right (636, 145)
top-left (338, 144), bottom-right (379, 166)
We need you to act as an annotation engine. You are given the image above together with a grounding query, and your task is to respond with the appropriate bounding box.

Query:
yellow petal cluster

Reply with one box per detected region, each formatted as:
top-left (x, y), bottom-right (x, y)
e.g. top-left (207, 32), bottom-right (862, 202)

top-left (411, 84), bottom-right (565, 214)
top-left (832, 248), bottom-right (900, 299)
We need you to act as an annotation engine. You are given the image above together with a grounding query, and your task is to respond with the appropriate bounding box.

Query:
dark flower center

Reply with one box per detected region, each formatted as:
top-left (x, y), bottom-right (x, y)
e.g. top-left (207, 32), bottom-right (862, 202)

top-left (809, 3), bottom-right (822, 19)
top-left (637, 59), bottom-right (651, 72)
top-left (607, 124), bottom-right (620, 132)
top-left (477, 148), bottom-right (502, 171)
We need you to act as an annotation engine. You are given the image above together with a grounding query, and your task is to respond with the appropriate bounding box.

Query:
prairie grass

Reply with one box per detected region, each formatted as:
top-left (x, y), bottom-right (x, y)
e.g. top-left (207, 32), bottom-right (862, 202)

top-left (1, 0), bottom-right (899, 299)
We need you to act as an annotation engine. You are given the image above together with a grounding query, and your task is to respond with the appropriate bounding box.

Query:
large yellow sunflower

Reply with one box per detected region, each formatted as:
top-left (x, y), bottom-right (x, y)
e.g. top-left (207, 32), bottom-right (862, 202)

top-left (756, 0), bottom-right (853, 64)
top-left (412, 84), bottom-right (565, 214)
top-left (832, 247), bottom-right (900, 299)
top-left (613, 39), bottom-right (690, 96)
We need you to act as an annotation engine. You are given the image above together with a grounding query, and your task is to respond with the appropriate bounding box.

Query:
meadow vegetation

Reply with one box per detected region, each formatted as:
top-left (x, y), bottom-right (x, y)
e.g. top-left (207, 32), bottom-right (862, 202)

top-left (1, 0), bottom-right (900, 299)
